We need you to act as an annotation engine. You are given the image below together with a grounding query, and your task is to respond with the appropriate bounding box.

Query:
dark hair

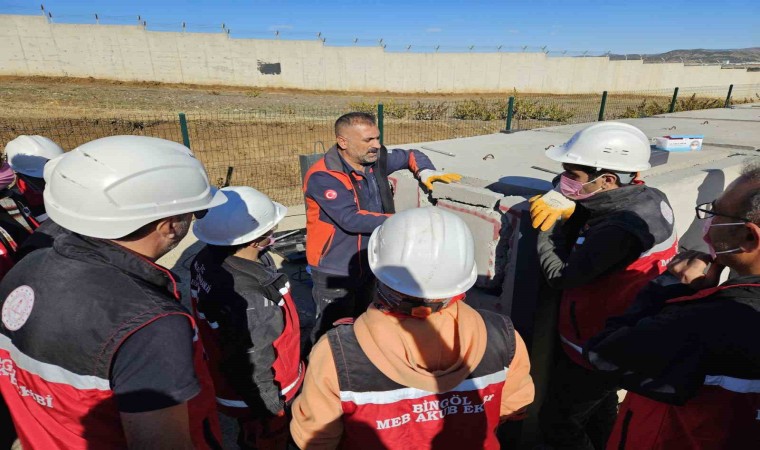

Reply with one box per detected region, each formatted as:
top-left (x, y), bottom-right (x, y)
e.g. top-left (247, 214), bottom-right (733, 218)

top-left (564, 163), bottom-right (629, 187)
top-left (738, 160), bottom-right (760, 224)
top-left (335, 112), bottom-right (376, 136)
top-left (206, 242), bottom-right (249, 257)
top-left (116, 219), bottom-right (161, 241)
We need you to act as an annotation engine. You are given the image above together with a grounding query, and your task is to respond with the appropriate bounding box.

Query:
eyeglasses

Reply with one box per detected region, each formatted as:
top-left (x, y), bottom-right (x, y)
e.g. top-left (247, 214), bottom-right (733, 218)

top-left (695, 201), bottom-right (750, 222)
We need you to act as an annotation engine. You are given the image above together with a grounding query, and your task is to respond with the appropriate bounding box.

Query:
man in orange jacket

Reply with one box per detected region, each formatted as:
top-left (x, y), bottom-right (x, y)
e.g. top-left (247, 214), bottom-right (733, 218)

top-left (290, 207), bottom-right (534, 449)
top-left (303, 112), bottom-right (461, 345)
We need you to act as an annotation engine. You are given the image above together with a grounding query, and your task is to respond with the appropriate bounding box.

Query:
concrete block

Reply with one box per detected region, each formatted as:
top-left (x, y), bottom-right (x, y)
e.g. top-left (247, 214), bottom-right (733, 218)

top-left (388, 173), bottom-right (426, 211)
top-left (432, 179), bottom-right (504, 208)
top-left (435, 199), bottom-right (508, 290)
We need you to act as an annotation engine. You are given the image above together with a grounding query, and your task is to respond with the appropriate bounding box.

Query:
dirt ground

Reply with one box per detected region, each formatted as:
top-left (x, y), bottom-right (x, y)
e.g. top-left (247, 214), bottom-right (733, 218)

top-left (1, 76), bottom-right (755, 206)
top-left (0, 76), bottom-right (517, 205)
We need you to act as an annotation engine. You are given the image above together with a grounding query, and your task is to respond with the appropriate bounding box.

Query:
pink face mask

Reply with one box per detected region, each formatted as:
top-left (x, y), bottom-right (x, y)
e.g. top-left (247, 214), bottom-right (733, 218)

top-left (0, 162), bottom-right (16, 189)
top-left (702, 216), bottom-right (744, 259)
top-left (256, 236), bottom-right (276, 250)
top-left (559, 174), bottom-right (603, 200)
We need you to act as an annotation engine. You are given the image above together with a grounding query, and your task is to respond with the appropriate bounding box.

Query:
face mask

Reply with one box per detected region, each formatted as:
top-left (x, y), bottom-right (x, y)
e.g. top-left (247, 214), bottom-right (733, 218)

top-left (702, 216), bottom-right (745, 259)
top-left (559, 174), bottom-right (603, 200)
top-left (0, 163), bottom-right (16, 189)
top-left (256, 236), bottom-right (276, 250)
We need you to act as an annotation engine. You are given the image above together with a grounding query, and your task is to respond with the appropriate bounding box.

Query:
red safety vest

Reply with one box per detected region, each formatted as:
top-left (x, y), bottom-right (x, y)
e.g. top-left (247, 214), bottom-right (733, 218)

top-left (559, 228), bottom-right (678, 368)
top-left (327, 309), bottom-right (516, 450)
top-left (0, 237), bottom-right (221, 449)
top-left (607, 284), bottom-right (760, 450)
top-left (191, 278), bottom-right (304, 416)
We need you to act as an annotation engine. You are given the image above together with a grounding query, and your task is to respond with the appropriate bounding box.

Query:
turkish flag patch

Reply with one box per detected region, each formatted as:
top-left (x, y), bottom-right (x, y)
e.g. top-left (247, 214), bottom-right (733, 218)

top-left (325, 189), bottom-right (338, 200)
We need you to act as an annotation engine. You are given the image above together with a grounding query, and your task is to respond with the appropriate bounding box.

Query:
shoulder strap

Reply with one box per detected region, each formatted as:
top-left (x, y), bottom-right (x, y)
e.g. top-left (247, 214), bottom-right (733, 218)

top-left (327, 325), bottom-right (361, 393)
top-left (476, 309), bottom-right (516, 367)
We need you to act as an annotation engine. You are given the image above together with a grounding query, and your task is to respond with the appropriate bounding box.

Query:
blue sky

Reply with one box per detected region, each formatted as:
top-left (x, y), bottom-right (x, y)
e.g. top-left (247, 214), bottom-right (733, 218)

top-left (1, 0), bottom-right (757, 54)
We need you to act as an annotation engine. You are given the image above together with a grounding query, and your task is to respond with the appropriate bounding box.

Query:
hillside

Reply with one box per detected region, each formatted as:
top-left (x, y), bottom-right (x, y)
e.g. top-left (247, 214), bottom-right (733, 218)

top-left (609, 47), bottom-right (760, 64)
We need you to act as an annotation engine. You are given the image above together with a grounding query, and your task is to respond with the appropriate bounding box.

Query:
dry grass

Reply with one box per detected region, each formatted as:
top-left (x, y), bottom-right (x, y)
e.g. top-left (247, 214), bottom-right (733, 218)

top-left (1, 77), bottom-right (757, 206)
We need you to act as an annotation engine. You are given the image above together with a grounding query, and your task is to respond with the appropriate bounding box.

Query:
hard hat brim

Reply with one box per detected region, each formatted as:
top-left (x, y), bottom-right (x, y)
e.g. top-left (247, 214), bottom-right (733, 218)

top-left (193, 199), bottom-right (288, 246)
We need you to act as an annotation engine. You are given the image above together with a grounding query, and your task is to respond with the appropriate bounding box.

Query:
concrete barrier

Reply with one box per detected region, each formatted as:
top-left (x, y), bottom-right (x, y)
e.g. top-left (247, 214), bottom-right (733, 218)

top-left (2, 15), bottom-right (760, 93)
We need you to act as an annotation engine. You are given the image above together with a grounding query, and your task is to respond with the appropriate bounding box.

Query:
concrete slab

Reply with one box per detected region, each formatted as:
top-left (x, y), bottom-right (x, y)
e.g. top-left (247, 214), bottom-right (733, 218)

top-left (393, 132), bottom-right (752, 189)
top-left (733, 103), bottom-right (760, 110)
top-left (657, 107), bottom-right (760, 122)
top-left (616, 117), bottom-right (760, 150)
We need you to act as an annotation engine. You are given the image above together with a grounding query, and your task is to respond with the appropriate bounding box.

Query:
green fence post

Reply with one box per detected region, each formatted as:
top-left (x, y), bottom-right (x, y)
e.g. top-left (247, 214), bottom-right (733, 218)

top-left (724, 84), bottom-right (734, 108)
top-left (669, 87), bottom-right (679, 113)
top-left (505, 96), bottom-right (515, 132)
top-left (597, 91), bottom-right (608, 121)
top-left (377, 103), bottom-right (384, 146)
top-left (178, 113), bottom-right (191, 149)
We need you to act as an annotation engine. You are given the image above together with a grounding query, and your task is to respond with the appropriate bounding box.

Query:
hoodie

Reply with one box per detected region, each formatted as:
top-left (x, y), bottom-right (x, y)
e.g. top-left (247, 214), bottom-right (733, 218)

top-left (290, 301), bottom-right (534, 449)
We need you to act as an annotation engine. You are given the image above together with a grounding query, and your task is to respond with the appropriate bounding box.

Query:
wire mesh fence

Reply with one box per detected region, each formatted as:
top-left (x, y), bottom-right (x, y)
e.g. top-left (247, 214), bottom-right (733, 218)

top-left (1, 84), bottom-right (758, 207)
top-left (183, 109), bottom-right (339, 206)
top-left (0, 114), bottom-right (185, 151)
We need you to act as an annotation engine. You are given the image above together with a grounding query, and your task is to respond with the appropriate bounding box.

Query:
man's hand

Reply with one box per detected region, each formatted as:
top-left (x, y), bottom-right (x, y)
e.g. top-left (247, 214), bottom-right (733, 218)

top-left (667, 250), bottom-right (725, 290)
top-left (419, 169), bottom-right (462, 190)
top-left (529, 190), bottom-right (576, 231)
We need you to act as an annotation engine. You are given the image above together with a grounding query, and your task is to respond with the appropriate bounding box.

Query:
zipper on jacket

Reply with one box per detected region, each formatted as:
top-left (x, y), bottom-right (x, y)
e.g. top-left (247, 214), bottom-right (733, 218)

top-left (617, 410), bottom-right (633, 450)
top-left (569, 302), bottom-right (581, 340)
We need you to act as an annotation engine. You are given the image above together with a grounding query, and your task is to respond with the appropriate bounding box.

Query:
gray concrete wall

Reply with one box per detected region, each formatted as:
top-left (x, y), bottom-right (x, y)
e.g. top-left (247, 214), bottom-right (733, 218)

top-left (2, 15), bottom-right (760, 93)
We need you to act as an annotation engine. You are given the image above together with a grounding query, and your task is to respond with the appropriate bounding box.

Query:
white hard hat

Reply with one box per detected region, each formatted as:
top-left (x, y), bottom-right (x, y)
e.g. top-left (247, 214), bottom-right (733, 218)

top-left (4, 135), bottom-right (65, 178)
top-left (368, 207), bottom-right (477, 299)
top-left (193, 186), bottom-right (287, 246)
top-left (546, 122), bottom-right (652, 172)
top-left (43, 135), bottom-right (227, 239)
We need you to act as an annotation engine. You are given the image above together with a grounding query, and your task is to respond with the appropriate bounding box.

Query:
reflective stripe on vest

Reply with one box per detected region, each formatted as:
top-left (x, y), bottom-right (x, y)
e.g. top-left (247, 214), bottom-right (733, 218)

top-left (609, 384), bottom-right (760, 450)
top-left (192, 279), bottom-right (303, 413)
top-left (340, 368), bottom-right (507, 405)
top-left (0, 315), bottom-right (222, 450)
top-left (607, 284), bottom-right (760, 450)
top-left (328, 309), bottom-right (515, 450)
top-left (704, 375), bottom-right (760, 393)
top-left (559, 227), bottom-right (678, 368)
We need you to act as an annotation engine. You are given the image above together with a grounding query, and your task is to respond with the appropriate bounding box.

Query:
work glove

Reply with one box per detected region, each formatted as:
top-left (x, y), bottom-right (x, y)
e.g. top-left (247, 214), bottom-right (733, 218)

top-left (529, 189), bottom-right (576, 231)
top-left (419, 169), bottom-right (462, 190)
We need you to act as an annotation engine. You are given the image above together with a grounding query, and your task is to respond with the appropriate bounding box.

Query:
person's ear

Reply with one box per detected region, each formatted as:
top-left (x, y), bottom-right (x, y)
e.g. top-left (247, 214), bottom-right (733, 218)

top-left (155, 218), bottom-right (175, 239)
top-left (336, 134), bottom-right (349, 150)
top-left (741, 222), bottom-right (760, 253)
top-left (251, 235), bottom-right (268, 248)
top-left (602, 173), bottom-right (617, 188)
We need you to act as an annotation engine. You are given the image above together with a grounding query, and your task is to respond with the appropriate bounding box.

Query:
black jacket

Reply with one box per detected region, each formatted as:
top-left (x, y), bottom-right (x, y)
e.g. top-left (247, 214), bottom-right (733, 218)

top-left (538, 184), bottom-right (675, 290)
top-left (585, 274), bottom-right (760, 405)
top-left (191, 246), bottom-right (299, 416)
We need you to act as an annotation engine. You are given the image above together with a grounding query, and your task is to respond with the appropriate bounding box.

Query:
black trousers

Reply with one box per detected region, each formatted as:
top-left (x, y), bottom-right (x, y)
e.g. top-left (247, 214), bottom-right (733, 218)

top-left (308, 270), bottom-right (376, 347)
top-left (539, 348), bottom-right (619, 450)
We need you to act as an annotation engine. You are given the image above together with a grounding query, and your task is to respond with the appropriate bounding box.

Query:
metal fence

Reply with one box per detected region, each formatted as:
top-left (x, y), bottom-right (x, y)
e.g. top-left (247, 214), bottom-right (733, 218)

top-left (1, 84), bottom-right (757, 207)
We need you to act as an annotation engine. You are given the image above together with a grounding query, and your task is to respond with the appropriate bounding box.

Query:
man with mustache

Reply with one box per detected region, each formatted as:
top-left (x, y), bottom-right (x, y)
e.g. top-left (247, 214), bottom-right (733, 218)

top-left (585, 161), bottom-right (760, 449)
top-left (303, 112), bottom-right (461, 346)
